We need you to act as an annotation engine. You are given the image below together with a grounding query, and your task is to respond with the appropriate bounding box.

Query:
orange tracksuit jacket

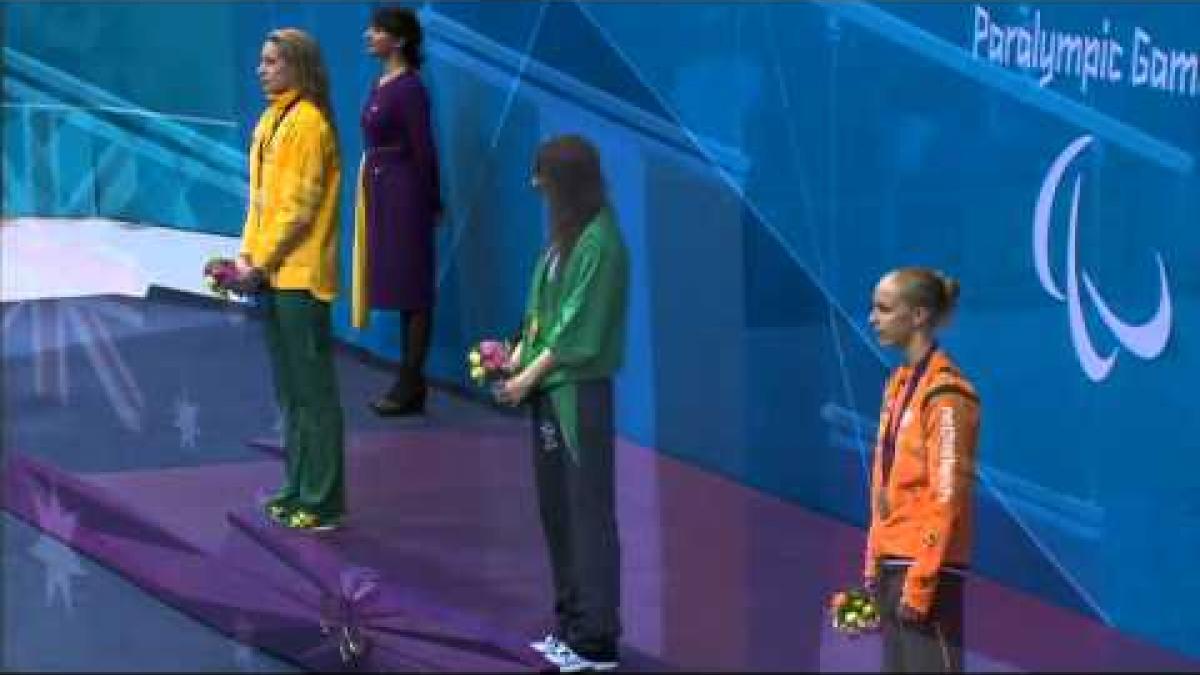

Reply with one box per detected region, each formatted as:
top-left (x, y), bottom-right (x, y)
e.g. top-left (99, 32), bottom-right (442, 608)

top-left (863, 349), bottom-right (980, 614)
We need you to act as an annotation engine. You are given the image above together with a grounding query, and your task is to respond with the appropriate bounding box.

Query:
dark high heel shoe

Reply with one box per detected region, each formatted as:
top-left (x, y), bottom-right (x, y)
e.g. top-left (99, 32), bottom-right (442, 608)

top-left (370, 388), bottom-right (425, 416)
top-left (370, 367), bottom-right (426, 417)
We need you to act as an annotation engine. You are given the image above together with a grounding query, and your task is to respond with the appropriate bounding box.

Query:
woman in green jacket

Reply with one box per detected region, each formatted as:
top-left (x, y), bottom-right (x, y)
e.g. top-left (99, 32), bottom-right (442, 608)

top-left (495, 135), bottom-right (629, 672)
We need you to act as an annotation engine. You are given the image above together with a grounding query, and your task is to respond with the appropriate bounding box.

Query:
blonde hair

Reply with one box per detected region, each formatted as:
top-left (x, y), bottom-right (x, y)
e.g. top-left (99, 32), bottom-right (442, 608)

top-left (267, 28), bottom-right (336, 135)
top-left (890, 266), bottom-right (960, 328)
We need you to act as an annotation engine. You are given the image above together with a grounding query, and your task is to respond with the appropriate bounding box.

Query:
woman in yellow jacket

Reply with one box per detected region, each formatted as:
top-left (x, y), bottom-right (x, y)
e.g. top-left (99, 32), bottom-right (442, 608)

top-left (237, 28), bottom-right (345, 531)
top-left (864, 267), bottom-right (980, 673)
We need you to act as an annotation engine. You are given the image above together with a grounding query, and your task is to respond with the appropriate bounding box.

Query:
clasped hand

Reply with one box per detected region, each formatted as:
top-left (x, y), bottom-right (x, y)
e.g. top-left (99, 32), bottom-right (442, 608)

top-left (229, 259), bottom-right (268, 295)
top-left (492, 367), bottom-right (532, 407)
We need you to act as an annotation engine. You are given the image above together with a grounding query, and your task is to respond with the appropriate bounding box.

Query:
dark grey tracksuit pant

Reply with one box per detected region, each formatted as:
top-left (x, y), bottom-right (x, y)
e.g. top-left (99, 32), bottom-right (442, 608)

top-left (878, 562), bottom-right (965, 673)
top-left (530, 379), bottom-right (621, 661)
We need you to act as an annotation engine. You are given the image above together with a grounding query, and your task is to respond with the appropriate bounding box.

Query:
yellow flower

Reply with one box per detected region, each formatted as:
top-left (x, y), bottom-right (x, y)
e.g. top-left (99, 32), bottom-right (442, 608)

top-left (468, 350), bottom-right (481, 366)
top-left (470, 365), bottom-right (485, 382)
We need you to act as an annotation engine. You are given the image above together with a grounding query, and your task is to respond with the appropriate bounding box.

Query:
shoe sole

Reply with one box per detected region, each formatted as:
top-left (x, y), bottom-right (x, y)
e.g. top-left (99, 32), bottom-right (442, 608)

top-left (371, 406), bottom-right (426, 418)
top-left (293, 519), bottom-right (343, 532)
top-left (558, 661), bottom-right (618, 672)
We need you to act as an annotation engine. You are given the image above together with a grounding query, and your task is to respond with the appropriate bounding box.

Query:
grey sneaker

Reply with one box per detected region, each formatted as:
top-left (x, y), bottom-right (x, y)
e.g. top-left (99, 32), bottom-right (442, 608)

top-left (529, 632), bottom-right (563, 655)
top-left (548, 643), bottom-right (618, 672)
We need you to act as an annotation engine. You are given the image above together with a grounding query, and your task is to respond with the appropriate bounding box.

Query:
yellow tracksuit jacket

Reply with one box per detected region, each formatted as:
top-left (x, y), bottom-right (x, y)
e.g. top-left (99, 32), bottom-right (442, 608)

top-left (239, 89), bottom-right (341, 301)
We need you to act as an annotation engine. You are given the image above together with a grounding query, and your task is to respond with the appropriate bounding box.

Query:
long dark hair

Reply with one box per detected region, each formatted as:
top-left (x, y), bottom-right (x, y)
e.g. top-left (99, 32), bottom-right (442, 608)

top-left (532, 134), bottom-right (609, 263)
top-left (371, 6), bottom-right (424, 69)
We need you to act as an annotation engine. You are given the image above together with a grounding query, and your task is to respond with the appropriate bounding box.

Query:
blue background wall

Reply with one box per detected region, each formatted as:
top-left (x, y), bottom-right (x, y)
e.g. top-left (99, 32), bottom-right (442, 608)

top-left (6, 0), bottom-right (1200, 659)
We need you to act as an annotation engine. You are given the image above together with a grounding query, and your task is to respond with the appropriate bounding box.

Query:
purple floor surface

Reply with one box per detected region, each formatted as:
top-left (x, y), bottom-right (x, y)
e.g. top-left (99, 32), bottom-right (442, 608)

top-left (6, 415), bottom-right (1200, 672)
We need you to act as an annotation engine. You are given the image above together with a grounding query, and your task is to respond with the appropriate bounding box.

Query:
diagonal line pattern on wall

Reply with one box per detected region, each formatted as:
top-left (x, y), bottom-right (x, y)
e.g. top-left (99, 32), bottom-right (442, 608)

top-left (572, 0), bottom-right (1111, 625)
top-left (432, 1), bottom-right (550, 291)
top-left (572, 0), bottom-right (888, 368)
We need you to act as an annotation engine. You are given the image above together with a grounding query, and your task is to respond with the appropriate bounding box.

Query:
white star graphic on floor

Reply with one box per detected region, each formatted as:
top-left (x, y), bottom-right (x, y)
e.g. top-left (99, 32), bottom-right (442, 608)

top-left (173, 389), bottom-right (200, 449)
top-left (230, 614), bottom-right (260, 672)
top-left (28, 486), bottom-right (87, 614)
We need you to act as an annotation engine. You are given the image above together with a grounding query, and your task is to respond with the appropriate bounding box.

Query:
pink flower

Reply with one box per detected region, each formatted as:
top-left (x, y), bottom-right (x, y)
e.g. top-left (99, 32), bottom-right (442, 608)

top-left (477, 340), bottom-right (509, 370)
top-left (203, 258), bottom-right (239, 287)
top-left (467, 339), bottom-right (511, 386)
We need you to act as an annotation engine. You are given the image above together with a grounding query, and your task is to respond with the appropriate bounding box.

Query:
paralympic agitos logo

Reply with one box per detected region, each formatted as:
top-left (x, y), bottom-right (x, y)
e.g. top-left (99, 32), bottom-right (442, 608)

top-left (1033, 135), bottom-right (1172, 382)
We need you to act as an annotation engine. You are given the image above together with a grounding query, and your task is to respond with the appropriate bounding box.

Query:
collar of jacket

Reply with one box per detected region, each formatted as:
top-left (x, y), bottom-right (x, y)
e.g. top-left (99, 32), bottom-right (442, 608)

top-left (267, 88), bottom-right (301, 111)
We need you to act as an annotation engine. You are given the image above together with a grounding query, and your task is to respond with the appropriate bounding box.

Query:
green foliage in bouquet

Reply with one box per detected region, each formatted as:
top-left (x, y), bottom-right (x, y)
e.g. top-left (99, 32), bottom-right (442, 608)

top-left (828, 587), bottom-right (880, 636)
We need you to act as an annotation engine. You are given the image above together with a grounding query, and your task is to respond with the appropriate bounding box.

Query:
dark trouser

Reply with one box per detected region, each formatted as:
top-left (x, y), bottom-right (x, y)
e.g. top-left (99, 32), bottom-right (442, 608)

top-left (530, 380), bottom-right (621, 661)
top-left (263, 289), bottom-right (345, 519)
top-left (878, 564), bottom-right (965, 673)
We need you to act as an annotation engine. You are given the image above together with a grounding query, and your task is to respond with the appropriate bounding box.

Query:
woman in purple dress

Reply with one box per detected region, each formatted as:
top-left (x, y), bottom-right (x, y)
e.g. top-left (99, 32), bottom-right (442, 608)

top-left (353, 6), bottom-right (442, 417)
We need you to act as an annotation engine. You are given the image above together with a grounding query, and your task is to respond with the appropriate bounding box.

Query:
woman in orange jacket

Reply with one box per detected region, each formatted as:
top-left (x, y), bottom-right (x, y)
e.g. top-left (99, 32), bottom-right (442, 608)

top-left (864, 267), bottom-right (980, 673)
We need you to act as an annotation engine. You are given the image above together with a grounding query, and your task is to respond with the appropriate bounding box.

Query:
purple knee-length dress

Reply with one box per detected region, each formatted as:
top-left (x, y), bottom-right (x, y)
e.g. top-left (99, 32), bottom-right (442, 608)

top-left (358, 71), bottom-right (441, 312)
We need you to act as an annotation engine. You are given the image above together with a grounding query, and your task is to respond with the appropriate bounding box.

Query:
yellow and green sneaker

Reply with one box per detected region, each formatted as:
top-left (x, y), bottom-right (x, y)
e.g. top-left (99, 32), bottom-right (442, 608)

top-left (264, 497), bottom-right (293, 525)
top-left (287, 509), bottom-right (342, 532)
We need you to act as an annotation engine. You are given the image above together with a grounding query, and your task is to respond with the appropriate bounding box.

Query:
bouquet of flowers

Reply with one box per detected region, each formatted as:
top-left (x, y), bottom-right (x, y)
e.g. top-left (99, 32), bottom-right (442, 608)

top-left (204, 257), bottom-right (262, 300)
top-left (827, 586), bottom-right (880, 636)
top-left (467, 339), bottom-right (510, 386)
top-left (204, 257), bottom-right (241, 300)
